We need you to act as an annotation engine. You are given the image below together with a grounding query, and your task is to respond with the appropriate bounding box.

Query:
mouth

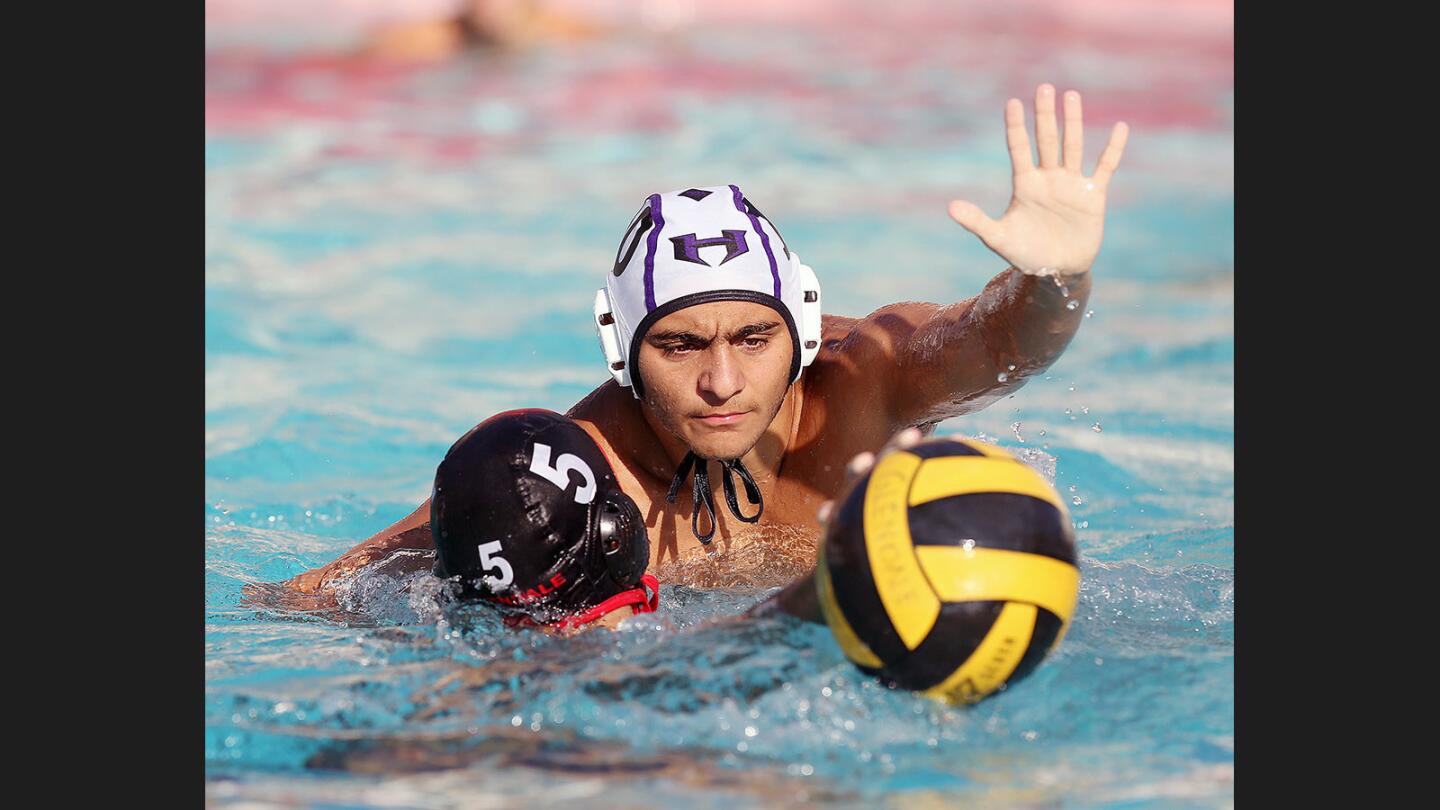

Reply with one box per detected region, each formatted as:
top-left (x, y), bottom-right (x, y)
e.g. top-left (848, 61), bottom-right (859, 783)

top-left (693, 411), bottom-right (751, 427)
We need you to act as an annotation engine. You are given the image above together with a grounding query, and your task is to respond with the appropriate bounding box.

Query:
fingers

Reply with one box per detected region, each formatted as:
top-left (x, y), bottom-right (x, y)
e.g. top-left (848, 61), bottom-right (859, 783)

top-left (884, 426), bottom-right (924, 455)
top-left (1093, 121), bottom-right (1129, 186)
top-left (820, 428), bottom-right (928, 526)
top-left (1062, 90), bottom-right (1083, 171)
top-left (947, 199), bottom-right (998, 242)
top-left (844, 451), bottom-right (876, 487)
top-left (842, 428), bottom-right (920, 487)
top-left (1034, 84), bottom-right (1060, 169)
top-left (1004, 98), bottom-right (1034, 176)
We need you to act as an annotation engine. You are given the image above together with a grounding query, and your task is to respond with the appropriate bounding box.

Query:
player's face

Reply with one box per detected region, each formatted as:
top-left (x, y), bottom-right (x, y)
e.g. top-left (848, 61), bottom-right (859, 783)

top-left (637, 300), bottom-right (794, 461)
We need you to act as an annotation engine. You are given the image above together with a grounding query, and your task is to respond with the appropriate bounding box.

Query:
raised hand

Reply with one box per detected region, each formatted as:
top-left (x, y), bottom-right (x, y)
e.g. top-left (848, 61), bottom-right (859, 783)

top-left (946, 84), bottom-right (1129, 278)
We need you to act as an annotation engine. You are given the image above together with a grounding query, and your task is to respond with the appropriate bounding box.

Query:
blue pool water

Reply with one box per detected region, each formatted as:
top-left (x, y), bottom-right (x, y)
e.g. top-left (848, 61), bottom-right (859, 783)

top-left (206, 3), bottom-right (1232, 806)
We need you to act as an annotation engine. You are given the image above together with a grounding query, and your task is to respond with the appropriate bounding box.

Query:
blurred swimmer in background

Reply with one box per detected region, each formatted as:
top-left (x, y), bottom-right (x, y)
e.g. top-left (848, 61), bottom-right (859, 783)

top-left (272, 83), bottom-right (1127, 600)
top-left (363, 0), bottom-right (602, 60)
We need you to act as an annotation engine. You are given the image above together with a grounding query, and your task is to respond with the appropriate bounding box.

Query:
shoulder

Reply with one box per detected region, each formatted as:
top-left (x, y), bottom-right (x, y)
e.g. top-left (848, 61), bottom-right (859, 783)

top-left (796, 305), bottom-right (942, 430)
top-left (815, 303), bottom-right (941, 365)
top-left (567, 381), bottom-right (660, 482)
top-left (566, 379), bottom-right (622, 422)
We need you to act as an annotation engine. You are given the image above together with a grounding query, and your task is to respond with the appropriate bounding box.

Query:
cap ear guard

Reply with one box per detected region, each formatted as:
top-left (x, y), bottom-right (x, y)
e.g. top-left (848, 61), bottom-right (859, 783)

top-left (793, 251), bottom-right (822, 376)
top-left (594, 288), bottom-right (633, 390)
top-left (593, 488), bottom-right (649, 587)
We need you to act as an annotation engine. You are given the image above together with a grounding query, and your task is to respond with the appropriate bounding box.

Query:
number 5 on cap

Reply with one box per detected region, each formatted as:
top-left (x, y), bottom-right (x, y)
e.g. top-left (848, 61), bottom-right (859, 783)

top-left (529, 443), bottom-right (597, 504)
top-left (476, 540), bottom-right (513, 588)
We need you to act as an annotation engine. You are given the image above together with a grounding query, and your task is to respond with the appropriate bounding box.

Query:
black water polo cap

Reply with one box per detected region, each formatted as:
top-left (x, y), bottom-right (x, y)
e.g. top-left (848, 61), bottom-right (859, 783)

top-left (430, 409), bottom-right (649, 622)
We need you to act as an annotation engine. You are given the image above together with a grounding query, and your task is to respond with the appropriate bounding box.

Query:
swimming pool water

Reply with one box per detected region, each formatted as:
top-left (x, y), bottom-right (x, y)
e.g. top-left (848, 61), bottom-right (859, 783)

top-left (206, 3), bottom-right (1233, 806)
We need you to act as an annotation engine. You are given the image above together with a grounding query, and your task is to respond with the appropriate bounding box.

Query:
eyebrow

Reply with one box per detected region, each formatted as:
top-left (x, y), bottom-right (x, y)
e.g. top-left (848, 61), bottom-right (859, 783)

top-left (648, 321), bottom-right (781, 345)
top-left (727, 321), bottom-right (782, 341)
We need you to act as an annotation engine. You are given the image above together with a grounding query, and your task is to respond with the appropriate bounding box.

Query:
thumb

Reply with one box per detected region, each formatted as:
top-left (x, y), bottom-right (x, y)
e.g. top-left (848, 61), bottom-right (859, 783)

top-left (947, 200), bottom-right (997, 241)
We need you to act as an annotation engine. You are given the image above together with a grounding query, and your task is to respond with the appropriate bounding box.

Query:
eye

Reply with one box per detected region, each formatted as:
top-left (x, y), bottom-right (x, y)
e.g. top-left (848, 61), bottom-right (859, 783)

top-left (742, 337), bottom-right (768, 349)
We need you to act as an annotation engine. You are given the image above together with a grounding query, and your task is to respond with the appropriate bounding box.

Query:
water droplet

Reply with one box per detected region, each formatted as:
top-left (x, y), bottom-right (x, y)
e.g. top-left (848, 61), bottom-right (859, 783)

top-left (1085, 309), bottom-right (1095, 318)
top-left (744, 726), bottom-right (758, 738)
top-left (1066, 300), bottom-right (1079, 310)
top-left (1063, 408), bottom-right (1072, 415)
top-left (996, 372), bottom-right (1008, 382)
top-left (1091, 422), bottom-right (1103, 432)
top-left (1010, 421), bottom-right (1025, 442)
top-left (1072, 496), bottom-right (1083, 505)
top-left (1037, 429), bottom-right (1046, 437)
top-left (1068, 385), bottom-right (1076, 392)
top-left (1081, 406), bottom-right (1089, 414)
top-left (1068, 485), bottom-right (1077, 492)
top-left (1094, 657), bottom-right (1104, 666)
top-left (1007, 364), bottom-right (1017, 371)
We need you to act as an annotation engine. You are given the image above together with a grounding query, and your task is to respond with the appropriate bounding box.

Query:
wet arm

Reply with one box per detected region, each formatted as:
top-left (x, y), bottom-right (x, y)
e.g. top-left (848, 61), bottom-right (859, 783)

top-left (746, 571), bottom-right (824, 624)
top-left (883, 266), bottom-right (1090, 428)
top-left (277, 499), bottom-right (434, 594)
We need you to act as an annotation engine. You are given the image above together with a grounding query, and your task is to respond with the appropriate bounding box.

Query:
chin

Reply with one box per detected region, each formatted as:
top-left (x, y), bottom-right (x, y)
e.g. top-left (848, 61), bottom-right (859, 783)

top-left (687, 427), bottom-right (763, 461)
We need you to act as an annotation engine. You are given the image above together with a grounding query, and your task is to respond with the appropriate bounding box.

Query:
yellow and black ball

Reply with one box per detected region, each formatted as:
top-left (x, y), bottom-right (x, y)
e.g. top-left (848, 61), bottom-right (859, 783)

top-left (816, 437), bottom-right (1080, 704)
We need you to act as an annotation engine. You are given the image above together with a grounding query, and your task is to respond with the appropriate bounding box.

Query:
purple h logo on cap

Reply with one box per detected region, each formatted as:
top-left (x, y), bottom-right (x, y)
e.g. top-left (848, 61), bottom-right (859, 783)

top-left (670, 230), bottom-right (750, 266)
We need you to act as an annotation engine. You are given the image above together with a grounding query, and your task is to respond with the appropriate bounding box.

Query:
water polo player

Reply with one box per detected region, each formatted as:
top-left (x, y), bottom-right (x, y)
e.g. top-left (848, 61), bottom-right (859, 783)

top-left (429, 409), bottom-right (658, 631)
top-left (246, 410), bottom-right (659, 630)
top-left (277, 83), bottom-right (1126, 593)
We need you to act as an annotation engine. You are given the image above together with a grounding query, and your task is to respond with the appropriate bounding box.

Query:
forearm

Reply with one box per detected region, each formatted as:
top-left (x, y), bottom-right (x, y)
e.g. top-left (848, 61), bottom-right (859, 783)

top-left (894, 266), bottom-right (1090, 425)
top-left (323, 523), bottom-right (433, 580)
top-left (282, 499), bottom-right (434, 592)
top-left (747, 570), bottom-right (824, 624)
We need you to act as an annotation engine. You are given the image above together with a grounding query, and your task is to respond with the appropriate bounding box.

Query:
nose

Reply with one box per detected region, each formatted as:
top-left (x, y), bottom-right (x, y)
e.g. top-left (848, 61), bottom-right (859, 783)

top-left (697, 345), bottom-right (745, 402)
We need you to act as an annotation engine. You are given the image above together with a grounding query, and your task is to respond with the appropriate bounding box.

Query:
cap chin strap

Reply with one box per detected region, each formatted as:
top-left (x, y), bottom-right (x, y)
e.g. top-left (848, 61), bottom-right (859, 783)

top-left (665, 452), bottom-right (764, 545)
top-left (555, 573), bottom-right (660, 630)
top-left (503, 574), bottom-right (660, 631)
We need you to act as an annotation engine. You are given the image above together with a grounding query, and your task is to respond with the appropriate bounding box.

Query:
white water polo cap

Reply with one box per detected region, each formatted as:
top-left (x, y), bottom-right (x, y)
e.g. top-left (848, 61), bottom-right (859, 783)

top-left (594, 185), bottom-right (822, 398)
